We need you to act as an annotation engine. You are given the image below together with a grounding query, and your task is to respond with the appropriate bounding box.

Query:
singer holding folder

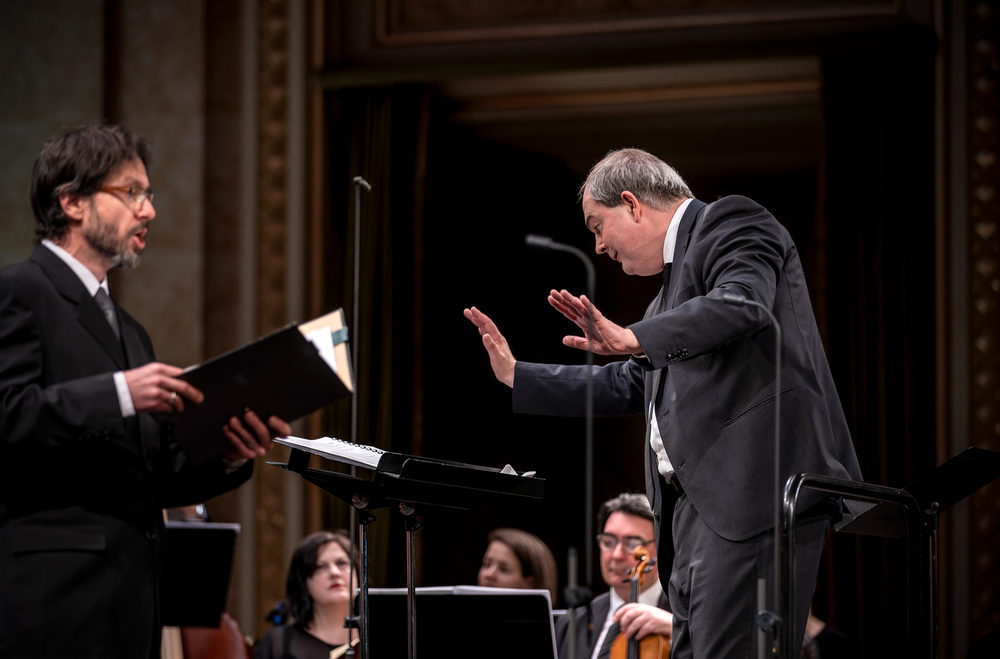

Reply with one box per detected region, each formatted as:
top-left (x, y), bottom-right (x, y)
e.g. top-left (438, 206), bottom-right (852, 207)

top-left (465, 148), bottom-right (862, 659)
top-left (0, 125), bottom-right (291, 659)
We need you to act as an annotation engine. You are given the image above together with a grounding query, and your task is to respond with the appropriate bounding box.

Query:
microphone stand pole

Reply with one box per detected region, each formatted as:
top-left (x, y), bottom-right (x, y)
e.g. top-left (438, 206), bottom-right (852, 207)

top-left (349, 175), bottom-right (371, 658)
top-left (525, 233), bottom-right (597, 586)
top-left (722, 293), bottom-right (783, 659)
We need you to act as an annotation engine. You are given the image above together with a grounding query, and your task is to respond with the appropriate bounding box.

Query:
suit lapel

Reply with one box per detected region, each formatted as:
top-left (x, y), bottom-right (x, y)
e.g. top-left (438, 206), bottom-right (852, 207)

top-left (666, 198), bottom-right (706, 309)
top-left (31, 245), bottom-right (127, 368)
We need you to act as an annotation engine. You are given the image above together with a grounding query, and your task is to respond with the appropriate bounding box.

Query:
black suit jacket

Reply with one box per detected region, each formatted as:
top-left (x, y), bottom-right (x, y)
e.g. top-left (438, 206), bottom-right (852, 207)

top-left (0, 245), bottom-right (254, 659)
top-left (514, 197), bottom-right (862, 547)
top-left (554, 590), bottom-right (671, 659)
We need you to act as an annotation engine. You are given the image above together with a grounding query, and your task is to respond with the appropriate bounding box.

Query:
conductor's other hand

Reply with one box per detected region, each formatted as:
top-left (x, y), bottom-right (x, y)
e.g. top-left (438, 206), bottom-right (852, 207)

top-left (548, 289), bottom-right (643, 355)
top-left (124, 362), bottom-right (204, 413)
top-left (464, 307), bottom-right (516, 388)
top-left (222, 411), bottom-right (292, 461)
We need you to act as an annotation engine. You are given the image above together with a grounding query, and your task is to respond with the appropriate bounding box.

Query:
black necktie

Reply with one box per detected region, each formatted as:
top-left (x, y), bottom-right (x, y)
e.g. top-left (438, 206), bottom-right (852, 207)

top-left (597, 621), bottom-right (621, 659)
top-left (94, 288), bottom-right (121, 340)
top-left (658, 262), bottom-right (672, 311)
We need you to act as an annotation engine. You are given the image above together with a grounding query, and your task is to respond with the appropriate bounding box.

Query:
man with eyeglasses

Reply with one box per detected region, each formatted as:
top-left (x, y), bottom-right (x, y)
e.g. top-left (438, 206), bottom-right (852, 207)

top-left (555, 494), bottom-right (672, 659)
top-left (0, 125), bottom-right (291, 659)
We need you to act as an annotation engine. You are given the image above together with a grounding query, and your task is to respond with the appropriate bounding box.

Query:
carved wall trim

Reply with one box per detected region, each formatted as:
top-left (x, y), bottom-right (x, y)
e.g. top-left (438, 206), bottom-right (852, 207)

top-left (967, 0), bottom-right (1000, 641)
top-left (256, 0), bottom-right (290, 626)
top-left (374, 0), bottom-right (900, 47)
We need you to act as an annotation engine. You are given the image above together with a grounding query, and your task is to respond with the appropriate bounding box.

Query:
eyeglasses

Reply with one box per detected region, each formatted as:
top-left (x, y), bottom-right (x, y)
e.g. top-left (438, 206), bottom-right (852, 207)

top-left (99, 185), bottom-right (155, 207)
top-left (596, 533), bottom-right (655, 552)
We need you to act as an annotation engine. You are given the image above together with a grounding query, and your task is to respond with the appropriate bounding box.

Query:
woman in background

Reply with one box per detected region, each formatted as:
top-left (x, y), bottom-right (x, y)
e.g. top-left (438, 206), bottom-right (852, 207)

top-left (478, 527), bottom-right (559, 605)
top-left (255, 530), bottom-right (359, 659)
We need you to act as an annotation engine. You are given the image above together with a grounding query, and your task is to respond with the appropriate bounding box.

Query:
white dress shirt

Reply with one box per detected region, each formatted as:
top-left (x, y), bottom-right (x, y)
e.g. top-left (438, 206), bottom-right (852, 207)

top-left (647, 198), bottom-right (693, 480)
top-left (42, 239), bottom-right (136, 417)
top-left (590, 578), bottom-right (667, 659)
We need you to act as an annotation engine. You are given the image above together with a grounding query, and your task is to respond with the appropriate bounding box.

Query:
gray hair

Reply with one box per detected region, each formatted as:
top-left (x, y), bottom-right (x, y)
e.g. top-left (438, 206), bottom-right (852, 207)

top-left (581, 148), bottom-right (692, 210)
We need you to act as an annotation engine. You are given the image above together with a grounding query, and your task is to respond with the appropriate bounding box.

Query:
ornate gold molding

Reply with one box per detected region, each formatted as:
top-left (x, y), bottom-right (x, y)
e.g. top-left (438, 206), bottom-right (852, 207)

top-left (257, 0), bottom-right (290, 626)
top-left (967, 0), bottom-right (1000, 641)
top-left (374, 0), bottom-right (900, 47)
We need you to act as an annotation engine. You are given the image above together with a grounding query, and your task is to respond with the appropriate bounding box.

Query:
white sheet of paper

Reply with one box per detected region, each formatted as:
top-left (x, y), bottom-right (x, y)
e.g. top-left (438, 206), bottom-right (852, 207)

top-left (275, 435), bottom-right (383, 470)
top-left (304, 327), bottom-right (338, 373)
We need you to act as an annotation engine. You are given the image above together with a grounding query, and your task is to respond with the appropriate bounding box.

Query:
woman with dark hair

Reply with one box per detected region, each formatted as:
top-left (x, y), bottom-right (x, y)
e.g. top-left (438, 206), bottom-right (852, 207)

top-left (478, 528), bottom-right (559, 604)
top-left (254, 530), bottom-right (359, 659)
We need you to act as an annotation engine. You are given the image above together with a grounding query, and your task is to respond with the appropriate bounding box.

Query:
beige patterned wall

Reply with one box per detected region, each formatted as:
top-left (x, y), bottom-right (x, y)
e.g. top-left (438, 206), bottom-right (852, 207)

top-left (112, 0), bottom-right (206, 370)
top-left (0, 0), bottom-right (104, 268)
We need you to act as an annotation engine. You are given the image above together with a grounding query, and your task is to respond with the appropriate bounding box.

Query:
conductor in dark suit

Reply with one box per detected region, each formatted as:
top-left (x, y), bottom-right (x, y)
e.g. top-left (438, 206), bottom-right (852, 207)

top-left (465, 148), bottom-right (862, 659)
top-left (0, 125), bottom-right (292, 659)
top-left (556, 494), bottom-right (671, 659)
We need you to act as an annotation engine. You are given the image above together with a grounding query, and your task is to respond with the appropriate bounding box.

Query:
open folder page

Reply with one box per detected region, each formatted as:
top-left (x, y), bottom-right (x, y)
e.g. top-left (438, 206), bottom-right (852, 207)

top-left (160, 309), bottom-right (354, 465)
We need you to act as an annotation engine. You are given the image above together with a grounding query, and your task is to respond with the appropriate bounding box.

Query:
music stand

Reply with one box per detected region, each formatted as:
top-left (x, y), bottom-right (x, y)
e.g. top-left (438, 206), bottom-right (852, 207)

top-left (365, 586), bottom-right (558, 658)
top-left (780, 447), bottom-right (1000, 659)
top-left (160, 522), bottom-right (241, 627)
top-left (270, 445), bottom-right (545, 659)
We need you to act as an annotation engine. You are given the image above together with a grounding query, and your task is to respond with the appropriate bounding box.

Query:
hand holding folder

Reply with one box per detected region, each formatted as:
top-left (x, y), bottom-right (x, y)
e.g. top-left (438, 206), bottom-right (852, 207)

top-left (159, 309), bottom-right (354, 464)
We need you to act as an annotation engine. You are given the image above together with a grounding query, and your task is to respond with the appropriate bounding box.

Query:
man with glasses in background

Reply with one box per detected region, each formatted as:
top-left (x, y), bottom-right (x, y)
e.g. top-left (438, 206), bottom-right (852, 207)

top-left (0, 125), bottom-right (291, 659)
top-left (555, 493), bottom-right (672, 659)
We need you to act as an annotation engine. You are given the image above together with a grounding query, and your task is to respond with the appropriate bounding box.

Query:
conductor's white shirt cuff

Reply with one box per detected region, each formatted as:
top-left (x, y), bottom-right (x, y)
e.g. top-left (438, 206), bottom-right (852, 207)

top-left (113, 371), bottom-right (136, 418)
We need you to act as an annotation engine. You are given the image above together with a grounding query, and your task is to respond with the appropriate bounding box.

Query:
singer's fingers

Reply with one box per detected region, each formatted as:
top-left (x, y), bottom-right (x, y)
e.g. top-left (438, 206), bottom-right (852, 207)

top-left (562, 335), bottom-right (590, 351)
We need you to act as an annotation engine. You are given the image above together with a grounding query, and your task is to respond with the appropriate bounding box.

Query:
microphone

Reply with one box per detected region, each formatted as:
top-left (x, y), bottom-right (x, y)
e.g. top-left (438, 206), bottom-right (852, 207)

top-left (525, 234), bottom-right (554, 250)
top-left (721, 292), bottom-right (784, 657)
top-left (526, 233), bottom-right (597, 593)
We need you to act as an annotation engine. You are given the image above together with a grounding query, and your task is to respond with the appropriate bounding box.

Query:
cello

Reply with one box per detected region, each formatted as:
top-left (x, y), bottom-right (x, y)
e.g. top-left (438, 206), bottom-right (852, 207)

top-left (609, 545), bottom-right (670, 659)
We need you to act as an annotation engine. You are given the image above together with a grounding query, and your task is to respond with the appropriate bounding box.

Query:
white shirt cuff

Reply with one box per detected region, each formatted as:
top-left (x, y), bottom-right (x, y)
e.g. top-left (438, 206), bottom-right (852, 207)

top-left (113, 371), bottom-right (136, 417)
top-left (221, 457), bottom-right (249, 474)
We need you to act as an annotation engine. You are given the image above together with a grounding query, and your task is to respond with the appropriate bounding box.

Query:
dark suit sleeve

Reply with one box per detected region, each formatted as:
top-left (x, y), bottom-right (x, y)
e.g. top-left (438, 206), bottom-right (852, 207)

top-left (154, 440), bottom-right (254, 508)
top-left (0, 270), bottom-right (125, 453)
top-left (629, 196), bottom-right (788, 370)
top-left (513, 358), bottom-right (647, 418)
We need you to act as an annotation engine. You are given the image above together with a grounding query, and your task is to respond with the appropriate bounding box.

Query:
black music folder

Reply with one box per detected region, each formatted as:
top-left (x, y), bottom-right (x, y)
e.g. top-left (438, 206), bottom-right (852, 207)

top-left (160, 522), bottom-right (241, 627)
top-left (161, 309), bottom-right (354, 464)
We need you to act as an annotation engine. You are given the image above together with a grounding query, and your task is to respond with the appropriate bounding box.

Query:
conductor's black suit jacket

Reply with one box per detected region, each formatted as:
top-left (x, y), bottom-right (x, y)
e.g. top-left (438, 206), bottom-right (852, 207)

top-left (0, 245), bottom-right (254, 659)
top-left (514, 196), bottom-right (863, 561)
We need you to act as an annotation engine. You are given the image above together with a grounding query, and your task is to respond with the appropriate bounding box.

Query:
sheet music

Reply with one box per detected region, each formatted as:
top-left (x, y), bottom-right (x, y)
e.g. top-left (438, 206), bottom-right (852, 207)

top-left (275, 435), bottom-right (384, 469)
top-left (303, 327), bottom-right (338, 374)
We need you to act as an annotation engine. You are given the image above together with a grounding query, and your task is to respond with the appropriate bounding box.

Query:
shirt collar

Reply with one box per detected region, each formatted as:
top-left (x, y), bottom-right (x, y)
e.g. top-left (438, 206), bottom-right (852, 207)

top-left (608, 570), bottom-right (665, 612)
top-left (662, 197), bottom-right (693, 265)
top-left (42, 239), bottom-right (109, 297)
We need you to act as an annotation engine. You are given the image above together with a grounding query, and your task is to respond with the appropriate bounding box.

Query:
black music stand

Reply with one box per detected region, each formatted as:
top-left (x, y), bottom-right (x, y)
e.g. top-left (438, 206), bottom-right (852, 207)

top-left (160, 521), bottom-right (241, 627)
top-left (365, 586), bottom-right (558, 658)
top-left (779, 447), bottom-right (1000, 659)
top-left (269, 446), bottom-right (545, 659)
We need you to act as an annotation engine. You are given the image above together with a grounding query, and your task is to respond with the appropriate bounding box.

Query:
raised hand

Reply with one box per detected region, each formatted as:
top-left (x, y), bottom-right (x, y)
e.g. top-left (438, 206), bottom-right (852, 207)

top-left (547, 289), bottom-right (643, 355)
top-left (463, 306), bottom-right (516, 388)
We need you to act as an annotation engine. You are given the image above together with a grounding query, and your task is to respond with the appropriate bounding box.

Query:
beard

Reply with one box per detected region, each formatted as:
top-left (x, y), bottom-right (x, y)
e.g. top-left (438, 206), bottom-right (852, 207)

top-left (84, 212), bottom-right (145, 270)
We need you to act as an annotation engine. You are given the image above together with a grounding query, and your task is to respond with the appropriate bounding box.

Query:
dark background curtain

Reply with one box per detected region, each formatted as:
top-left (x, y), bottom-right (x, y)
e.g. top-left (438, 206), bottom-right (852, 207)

top-left (321, 84), bottom-right (430, 588)
top-left (819, 39), bottom-right (938, 656)
top-left (318, 28), bottom-right (939, 657)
